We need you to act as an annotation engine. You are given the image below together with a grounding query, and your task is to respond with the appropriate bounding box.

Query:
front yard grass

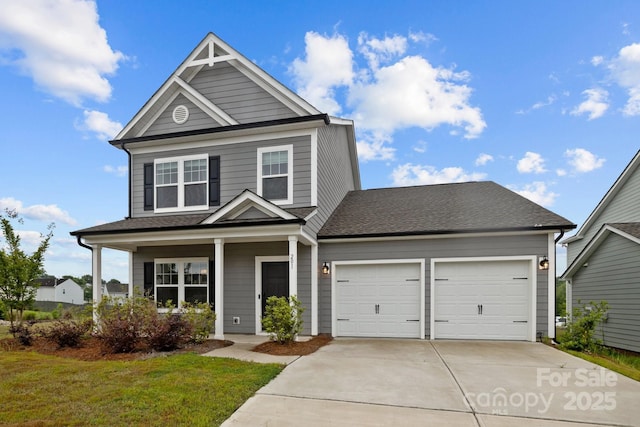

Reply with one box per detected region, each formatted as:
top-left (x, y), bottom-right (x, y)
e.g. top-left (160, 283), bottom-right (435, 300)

top-left (0, 351), bottom-right (283, 426)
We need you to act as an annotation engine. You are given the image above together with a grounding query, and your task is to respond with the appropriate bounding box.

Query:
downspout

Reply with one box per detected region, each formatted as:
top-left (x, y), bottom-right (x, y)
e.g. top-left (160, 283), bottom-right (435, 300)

top-left (121, 141), bottom-right (132, 219)
top-left (551, 229), bottom-right (565, 344)
top-left (76, 235), bottom-right (92, 252)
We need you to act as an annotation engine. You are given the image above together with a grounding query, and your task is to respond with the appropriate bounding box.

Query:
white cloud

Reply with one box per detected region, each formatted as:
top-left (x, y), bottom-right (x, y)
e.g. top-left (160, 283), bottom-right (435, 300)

top-left (475, 153), bottom-right (494, 166)
top-left (391, 163), bottom-right (486, 186)
top-left (358, 32), bottom-right (407, 69)
top-left (290, 31), bottom-right (354, 115)
top-left (517, 152), bottom-right (547, 174)
top-left (570, 88), bottom-right (609, 120)
top-left (0, 197), bottom-right (77, 225)
top-left (78, 110), bottom-right (122, 140)
top-left (556, 169), bottom-right (567, 177)
top-left (103, 165), bottom-right (128, 177)
top-left (349, 55), bottom-right (485, 140)
top-left (565, 148), bottom-right (605, 173)
top-left (591, 55), bottom-right (604, 66)
top-left (356, 136), bottom-right (395, 162)
top-left (0, 0), bottom-right (125, 106)
top-left (606, 42), bottom-right (640, 116)
top-left (290, 31), bottom-right (486, 161)
top-left (510, 182), bottom-right (557, 207)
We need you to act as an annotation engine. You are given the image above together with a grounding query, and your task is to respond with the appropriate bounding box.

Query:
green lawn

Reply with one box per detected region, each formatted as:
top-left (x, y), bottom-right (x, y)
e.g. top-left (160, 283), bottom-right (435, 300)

top-left (0, 351), bottom-right (283, 426)
top-left (555, 327), bottom-right (640, 382)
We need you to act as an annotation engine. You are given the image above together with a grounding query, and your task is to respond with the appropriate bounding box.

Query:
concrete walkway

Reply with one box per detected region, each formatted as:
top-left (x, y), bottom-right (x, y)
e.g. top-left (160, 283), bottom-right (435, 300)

top-left (203, 334), bottom-right (302, 365)
top-left (219, 339), bottom-right (640, 427)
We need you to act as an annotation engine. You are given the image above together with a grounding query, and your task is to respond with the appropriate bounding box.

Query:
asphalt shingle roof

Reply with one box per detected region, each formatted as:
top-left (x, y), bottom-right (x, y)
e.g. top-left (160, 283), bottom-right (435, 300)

top-left (71, 207), bottom-right (314, 236)
top-left (318, 181), bottom-right (575, 238)
top-left (608, 222), bottom-right (640, 239)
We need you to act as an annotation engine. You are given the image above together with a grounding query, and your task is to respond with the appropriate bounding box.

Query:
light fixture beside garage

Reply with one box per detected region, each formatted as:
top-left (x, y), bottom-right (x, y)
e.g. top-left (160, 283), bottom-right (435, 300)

top-left (322, 262), bottom-right (330, 275)
top-left (539, 256), bottom-right (549, 270)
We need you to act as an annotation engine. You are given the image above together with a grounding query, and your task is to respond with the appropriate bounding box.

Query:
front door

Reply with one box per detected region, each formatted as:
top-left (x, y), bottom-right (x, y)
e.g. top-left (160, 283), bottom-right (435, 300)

top-left (261, 261), bottom-right (289, 314)
top-left (255, 256), bottom-right (290, 333)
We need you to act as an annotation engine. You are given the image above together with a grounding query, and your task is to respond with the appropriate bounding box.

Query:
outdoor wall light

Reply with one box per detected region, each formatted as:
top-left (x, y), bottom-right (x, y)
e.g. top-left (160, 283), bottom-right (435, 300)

top-left (539, 256), bottom-right (549, 270)
top-left (322, 262), bottom-right (330, 275)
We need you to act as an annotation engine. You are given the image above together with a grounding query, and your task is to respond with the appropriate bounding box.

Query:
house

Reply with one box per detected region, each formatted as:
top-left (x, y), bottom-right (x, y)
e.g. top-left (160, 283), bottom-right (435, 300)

top-left (35, 277), bottom-right (85, 305)
top-left (71, 32), bottom-right (575, 342)
top-left (562, 150), bottom-right (640, 353)
top-left (104, 282), bottom-right (129, 300)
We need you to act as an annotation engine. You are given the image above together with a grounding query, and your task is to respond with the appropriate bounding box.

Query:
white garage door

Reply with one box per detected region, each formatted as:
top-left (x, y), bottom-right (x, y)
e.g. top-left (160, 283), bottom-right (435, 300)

top-left (335, 263), bottom-right (422, 338)
top-left (433, 260), bottom-right (532, 340)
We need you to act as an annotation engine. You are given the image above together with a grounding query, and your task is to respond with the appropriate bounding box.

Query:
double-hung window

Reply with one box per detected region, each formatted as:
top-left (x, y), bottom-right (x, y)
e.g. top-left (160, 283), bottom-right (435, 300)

top-left (257, 145), bottom-right (293, 205)
top-left (155, 258), bottom-right (209, 308)
top-left (154, 154), bottom-right (208, 212)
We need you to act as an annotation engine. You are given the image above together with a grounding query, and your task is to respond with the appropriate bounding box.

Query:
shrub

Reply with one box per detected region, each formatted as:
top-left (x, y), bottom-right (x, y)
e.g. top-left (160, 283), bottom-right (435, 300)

top-left (10, 322), bottom-right (35, 346)
top-left (51, 303), bottom-right (64, 320)
top-left (559, 300), bottom-right (608, 353)
top-left (145, 314), bottom-right (192, 351)
top-left (181, 302), bottom-right (216, 343)
top-left (41, 319), bottom-right (92, 348)
top-left (95, 295), bottom-right (158, 353)
top-left (261, 295), bottom-right (304, 344)
top-left (23, 311), bottom-right (37, 321)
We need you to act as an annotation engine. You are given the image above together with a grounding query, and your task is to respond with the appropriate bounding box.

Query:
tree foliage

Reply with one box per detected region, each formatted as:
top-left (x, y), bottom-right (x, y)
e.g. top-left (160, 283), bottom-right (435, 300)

top-left (261, 295), bottom-right (304, 344)
top-left (0, 210), bottom-right (53, 332)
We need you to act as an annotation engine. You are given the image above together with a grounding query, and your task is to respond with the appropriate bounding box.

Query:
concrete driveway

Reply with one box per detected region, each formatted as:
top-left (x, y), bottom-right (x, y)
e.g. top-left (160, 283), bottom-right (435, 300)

top-left (222, 339), bottom-right (640, 427)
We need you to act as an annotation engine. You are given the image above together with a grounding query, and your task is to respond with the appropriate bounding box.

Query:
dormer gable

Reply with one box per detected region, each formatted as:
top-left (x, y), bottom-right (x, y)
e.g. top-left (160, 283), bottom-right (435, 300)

top-left (203, 189), bottom-right (299, 224)
top-left (116, 32), bottom-right (321, 141)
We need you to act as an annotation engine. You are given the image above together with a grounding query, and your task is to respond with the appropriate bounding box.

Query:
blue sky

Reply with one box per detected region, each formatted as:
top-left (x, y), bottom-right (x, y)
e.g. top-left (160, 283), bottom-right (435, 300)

top-left (1, 0), bottom-right (639, 282)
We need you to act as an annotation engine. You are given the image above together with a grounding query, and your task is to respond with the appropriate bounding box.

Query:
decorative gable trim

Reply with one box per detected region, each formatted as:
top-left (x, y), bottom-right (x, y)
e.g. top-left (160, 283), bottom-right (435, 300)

top-left (562, 223), bottom-right (640, 279)
top-left (202, 189), bottom-right (297, 224)
top-left (563, 149), bottom-right (640, 244)
top-left (115, 32), bottom-right (320, 141)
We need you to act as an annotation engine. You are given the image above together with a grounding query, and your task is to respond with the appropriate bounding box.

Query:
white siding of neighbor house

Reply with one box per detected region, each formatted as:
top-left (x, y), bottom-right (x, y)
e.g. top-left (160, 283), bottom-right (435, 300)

top-left (133, 242), bottom-right (312, 335)
top-left (131, 134), bottom-right (312, 217)
top-left (318, 234), bottom-right (550, 339)
top-left (55, 279), bottom-right (85, 305)
top-left (567, 165), bottom-right (640, 265)
top-left (571, 232), bottom-right (640, 353)
top-left (36, 286), bottom-right (55, 302)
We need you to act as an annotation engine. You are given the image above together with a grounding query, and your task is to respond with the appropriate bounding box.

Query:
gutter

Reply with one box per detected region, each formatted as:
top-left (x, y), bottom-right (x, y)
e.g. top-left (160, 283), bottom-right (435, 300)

top-left (121, 141), bottom-right (132, 219)
top-left (76, 235), bottom-right (92, 252)
top-left (554, 229), bottom-right (565, 244)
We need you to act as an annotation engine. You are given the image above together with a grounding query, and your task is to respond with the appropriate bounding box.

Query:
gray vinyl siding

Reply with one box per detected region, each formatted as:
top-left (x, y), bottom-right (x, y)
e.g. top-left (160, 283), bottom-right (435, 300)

top-left (567, 166), bottom-right (640, 264)
top-left (132, 241), bottom-right (312, 335)
top-left (305, 125), bottom-right (356, 235)
top-left (131, 135), bottom-right (311, 217)
top-left (571, 233), bottom-right (640, 353)
top-left (318, 234), bottom-right (550, 338)
top-left (144, 94), bottom-right (220, 136)
top-left (188, 62), bottom-right (297, 124)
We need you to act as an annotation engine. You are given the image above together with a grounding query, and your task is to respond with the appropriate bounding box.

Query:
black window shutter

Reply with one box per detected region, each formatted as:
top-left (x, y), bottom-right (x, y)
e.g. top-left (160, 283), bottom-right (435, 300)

top-left (143, 163), bottom-right (154, 211)
top-left (209, 156), bottom-right (220, 206)
top-left (209, 260), bottom-right (215, 309)
top-left (143, 262), bottom-right (154, 298)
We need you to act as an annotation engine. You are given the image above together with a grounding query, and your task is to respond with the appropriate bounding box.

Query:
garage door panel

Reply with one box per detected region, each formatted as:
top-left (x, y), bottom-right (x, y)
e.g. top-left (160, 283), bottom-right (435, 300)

top-left (335, 263), bottom-right (422, 338)
top-left (434, 260), bottom-right (531, 341)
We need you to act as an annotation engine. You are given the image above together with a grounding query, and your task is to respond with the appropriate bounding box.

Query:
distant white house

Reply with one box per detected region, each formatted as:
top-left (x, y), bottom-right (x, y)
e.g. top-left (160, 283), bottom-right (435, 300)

top-left (104, 282), bottom-right (128, 300)
top-left (35, 278), bottom-right (85, 305)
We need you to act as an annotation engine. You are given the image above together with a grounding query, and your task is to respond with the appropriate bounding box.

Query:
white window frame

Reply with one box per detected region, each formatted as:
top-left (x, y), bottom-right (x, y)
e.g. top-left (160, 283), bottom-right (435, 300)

top-left (154, 154), bottom-right (209, 213)
top-left (257, 145), bottom-right (293, 205)
top-left (154, 257), bottom-right (209, 310)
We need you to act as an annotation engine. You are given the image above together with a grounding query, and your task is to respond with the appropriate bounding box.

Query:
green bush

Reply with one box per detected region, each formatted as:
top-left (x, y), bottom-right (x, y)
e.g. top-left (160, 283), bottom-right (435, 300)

top-left (559, 300), bottom-right (608, 353)
top-left (261, 295), bottom-right (304, 344)
top-left (181, 302), bottom-right (216, 343)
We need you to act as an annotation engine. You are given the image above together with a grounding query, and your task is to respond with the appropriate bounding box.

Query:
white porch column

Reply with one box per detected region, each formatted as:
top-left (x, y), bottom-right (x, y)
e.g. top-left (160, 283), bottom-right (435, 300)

top-left (128, 251), bottom-right (134, 298)
top-left (548, 232), bottom-right (556, 339)
top-left (288, 236), bottom-right (298, 298)
top-left (311, 243), bottom-right (318, 336)
top-left (92, 244), bottom-right (103, 323)
top-left (214, 238), bottom-right (224, 340)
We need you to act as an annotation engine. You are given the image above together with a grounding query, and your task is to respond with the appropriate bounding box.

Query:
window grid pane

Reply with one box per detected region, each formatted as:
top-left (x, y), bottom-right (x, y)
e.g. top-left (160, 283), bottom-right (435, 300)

top-left (156, 263), bottom-right (178, 285)
top-left (262, 150), bottom-right (287, 177)
top-left (184, 159), bottom-right (207, 183)
top-left (156, 162), bottom-right (178, 185)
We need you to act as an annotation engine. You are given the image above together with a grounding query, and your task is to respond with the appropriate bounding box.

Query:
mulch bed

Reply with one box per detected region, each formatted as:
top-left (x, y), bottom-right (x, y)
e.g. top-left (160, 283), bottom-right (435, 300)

top-left (0, 334), bottom-right (333, 361)
top-left (252, 334), bottom-right (333, 356)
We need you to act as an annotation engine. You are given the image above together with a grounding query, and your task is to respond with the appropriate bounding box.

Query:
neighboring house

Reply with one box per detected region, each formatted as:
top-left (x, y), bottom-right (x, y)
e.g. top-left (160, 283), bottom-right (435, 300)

top-left (71, 32), bottom-right (575, 341)
top-left (35, 277), bottom-right (56, 302)
top-left (35, 278), bottom-right (85, 305)
top-left (562, 150), bottom-right (640, 353)
top-left (104, 282), bottom-right (129, 300)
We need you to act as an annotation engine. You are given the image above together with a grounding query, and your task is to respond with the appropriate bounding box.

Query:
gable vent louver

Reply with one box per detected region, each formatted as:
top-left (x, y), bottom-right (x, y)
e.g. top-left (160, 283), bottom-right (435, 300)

top-left (172, 105), bottom-right (189, 124)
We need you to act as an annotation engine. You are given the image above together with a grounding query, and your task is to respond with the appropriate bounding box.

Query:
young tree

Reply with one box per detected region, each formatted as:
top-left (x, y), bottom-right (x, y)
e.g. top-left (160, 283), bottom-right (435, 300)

top-left (0, 210), bottom-right (53, 331)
